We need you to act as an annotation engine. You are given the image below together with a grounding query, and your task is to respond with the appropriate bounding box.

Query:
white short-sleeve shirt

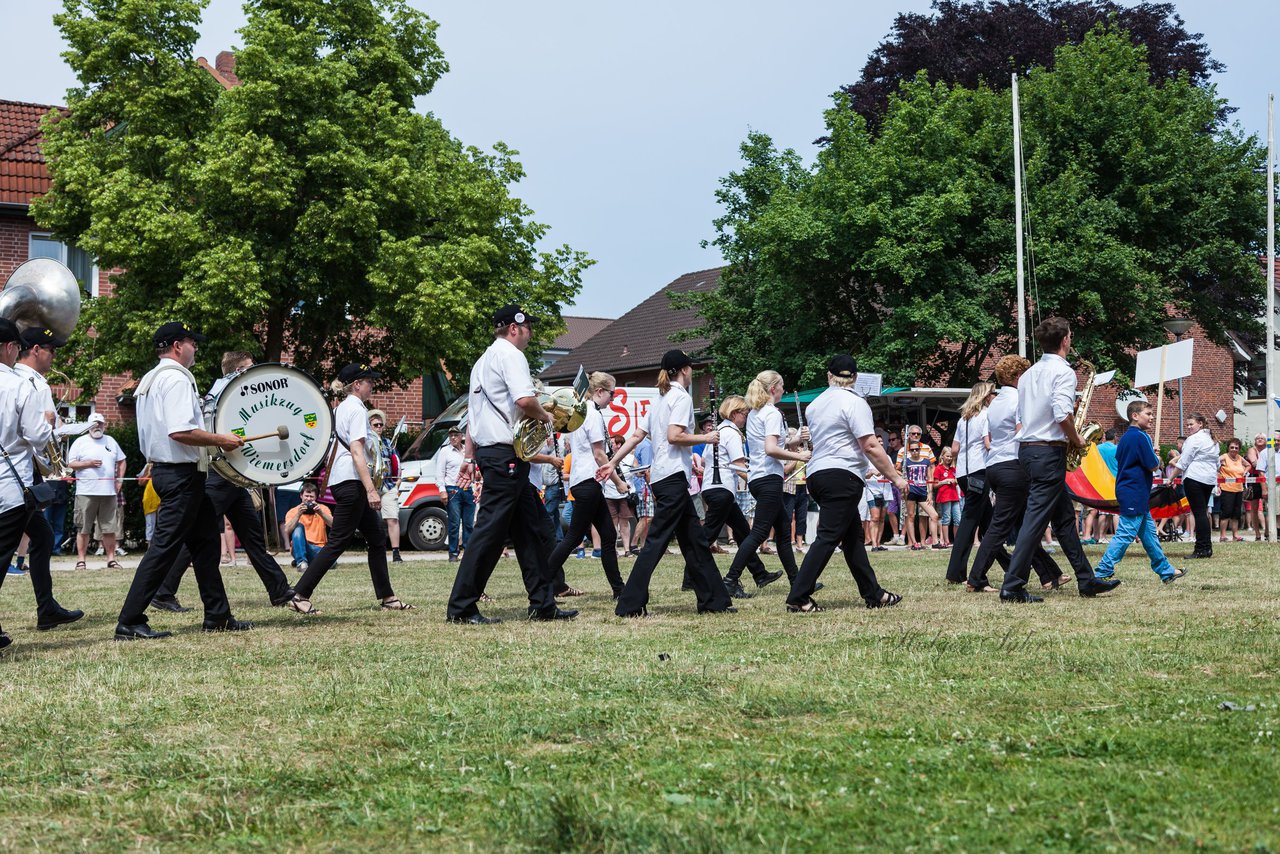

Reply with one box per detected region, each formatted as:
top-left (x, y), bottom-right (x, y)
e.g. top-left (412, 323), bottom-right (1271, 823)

top-left (136, 360), bottom-right (203, 464)
top-left (746, 404), bottom-right (786, 483)
top-left (806, 387), bottom-right (874, 476)
top-left (467, 337), bottom-right (537, 448)
top-left (330, 394), bottom-right (375, 486)
top-left (568, 406), bottom-right (607, 488)
top-left (69, 433), bottom-right (127, 496)
top-left (703, 419), bottom-right (746, 495)
top-left (648, 384), bottom-right (694, 483)
top-left (0, 366), bottom-right (51, 513)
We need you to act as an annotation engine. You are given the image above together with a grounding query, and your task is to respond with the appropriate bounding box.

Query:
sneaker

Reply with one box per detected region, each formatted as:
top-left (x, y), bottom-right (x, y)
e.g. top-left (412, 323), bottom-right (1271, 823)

top-left (576, 548), bottom-right (585, 559)
top-left (297, 561), bottom-right (309, 573)
top-left (391, 548), bottom-right (403, 562)
top-left (591, 549), bottom-right (601, 559)
top-left (6, 565), bottom-right (24, 576)
top-left (448, 553), bottom-right (458, 562)
top-left (1094, 569), bottom-right (1115, 580)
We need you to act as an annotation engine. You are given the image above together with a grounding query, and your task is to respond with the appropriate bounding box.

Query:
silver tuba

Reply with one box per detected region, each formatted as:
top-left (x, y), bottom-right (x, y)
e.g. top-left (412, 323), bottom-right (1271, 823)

top-left (1, 259), bottom-right (82, 478)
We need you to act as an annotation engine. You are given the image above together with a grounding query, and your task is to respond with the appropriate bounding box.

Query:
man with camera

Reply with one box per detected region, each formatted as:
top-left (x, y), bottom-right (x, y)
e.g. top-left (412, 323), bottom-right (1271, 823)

top-left (284, 482), bottom-right (331, 571)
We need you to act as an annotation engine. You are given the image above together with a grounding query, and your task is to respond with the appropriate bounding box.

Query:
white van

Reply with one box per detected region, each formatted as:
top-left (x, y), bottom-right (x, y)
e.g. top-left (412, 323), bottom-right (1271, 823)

top-left (396, 386), bottom-right (660, 550)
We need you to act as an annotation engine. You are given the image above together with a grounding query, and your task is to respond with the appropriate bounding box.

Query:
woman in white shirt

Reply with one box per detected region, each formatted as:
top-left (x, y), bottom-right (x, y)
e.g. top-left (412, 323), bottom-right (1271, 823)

top-left (723, 370), bottom-right (811, 587)
top-left (945, 382), bottom-right (995, 583)
top-left (290, 363), bottom-right (413, 614)
top-left (544, 372), bottom-right (630, 598)
top-left (1172, 412), bottom-right (1220, 559)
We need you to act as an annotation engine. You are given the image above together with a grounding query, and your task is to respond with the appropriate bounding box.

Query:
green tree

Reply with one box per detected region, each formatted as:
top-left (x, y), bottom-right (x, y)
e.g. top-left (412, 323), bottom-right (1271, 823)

top-left (35, 0), bottom-right (590, 392)
top-left (686, 27), bottom-right (1266, 393)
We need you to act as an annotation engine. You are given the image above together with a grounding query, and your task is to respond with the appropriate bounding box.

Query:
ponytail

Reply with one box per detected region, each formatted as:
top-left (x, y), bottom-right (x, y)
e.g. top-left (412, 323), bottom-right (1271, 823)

top-left (744, 370), bottom-right (782, 410)
top-left (329, 379), bottom-right (349, 399)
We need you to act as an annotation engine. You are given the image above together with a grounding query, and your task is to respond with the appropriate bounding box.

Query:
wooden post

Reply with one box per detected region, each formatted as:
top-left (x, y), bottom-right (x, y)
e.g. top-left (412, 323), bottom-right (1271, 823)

top-left (1153, 345), bottom-right (1168, 449)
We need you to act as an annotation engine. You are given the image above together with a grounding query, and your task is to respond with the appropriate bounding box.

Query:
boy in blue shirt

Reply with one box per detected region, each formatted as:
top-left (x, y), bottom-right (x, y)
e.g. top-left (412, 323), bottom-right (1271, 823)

top-left (1095, 401), bottom-right (1187, 583)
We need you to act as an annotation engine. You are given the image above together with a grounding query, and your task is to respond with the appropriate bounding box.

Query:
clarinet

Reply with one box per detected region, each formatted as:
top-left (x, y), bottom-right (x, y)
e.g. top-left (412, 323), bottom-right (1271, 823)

top-left (708, 380), bottom-right (722, 485)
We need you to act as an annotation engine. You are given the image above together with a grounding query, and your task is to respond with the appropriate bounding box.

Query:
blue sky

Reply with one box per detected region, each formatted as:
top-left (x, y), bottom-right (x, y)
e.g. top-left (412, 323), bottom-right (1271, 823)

top-left (2, 1), bottom-right (1273, 319)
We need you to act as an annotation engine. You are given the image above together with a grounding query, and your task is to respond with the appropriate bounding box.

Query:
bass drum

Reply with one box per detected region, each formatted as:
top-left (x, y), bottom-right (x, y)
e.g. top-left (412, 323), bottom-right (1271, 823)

top-left (211, 363), bottom-right (334, 488)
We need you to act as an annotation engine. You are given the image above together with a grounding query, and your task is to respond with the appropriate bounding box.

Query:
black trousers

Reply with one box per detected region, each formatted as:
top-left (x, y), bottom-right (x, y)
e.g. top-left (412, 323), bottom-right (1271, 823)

top-left (0, 500), bottom-right (62, 617)
top-left (1005, 446), bottom-right (1092, 593)
top-left (615, 472), bottom-right (732, 615)
top-left (788, 470), bottom-right (886, 607)
top-left (295, 480), bottom-right (393, 600)
top-left (725, 475), bottom-right (799, 582)
top-left (945, 474), bottom-right (1004, 583)
top-left (447, 444), bottom-right (558, 620)
top-left (157, 471), bottom-right (293, 604)
top-left (548, 479), bottom-right (623, 596)
top-left (118, 464), bottom-right (231, 625)
top-left (692, 488), bottom-right (768, 585)
top-left (793, 484), bottom-right (809, 541)
top-left (1184, 478), bottom-right (1214, 555)
top-left (969, 461), bottom-right (1061, 590)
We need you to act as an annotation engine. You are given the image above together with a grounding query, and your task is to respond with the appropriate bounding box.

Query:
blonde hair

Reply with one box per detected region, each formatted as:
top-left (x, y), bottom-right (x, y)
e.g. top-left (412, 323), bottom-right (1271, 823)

top-left (745, 370), bottom-right (782, 410)
top-left (329, 379), bottom-right (349, 398)
top-left (719, 394), bottom-right (747, 420)
top-left (588, 371), bottom-right (616, 393)
top-left (829, 373), bottom-right (856, 388)
top-left (656, 367), bottom-right (672, 396)
top-left (960, 382), bottom-right (996, 420)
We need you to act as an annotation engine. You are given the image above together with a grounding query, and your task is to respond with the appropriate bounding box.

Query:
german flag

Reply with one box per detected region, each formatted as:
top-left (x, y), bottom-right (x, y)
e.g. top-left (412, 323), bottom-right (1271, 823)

top-left (1065, 445), bottom-right (1189, 520)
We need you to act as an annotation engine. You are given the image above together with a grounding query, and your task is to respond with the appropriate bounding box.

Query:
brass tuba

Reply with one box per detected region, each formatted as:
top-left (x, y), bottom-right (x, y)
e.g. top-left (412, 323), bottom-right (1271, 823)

top-left (514, 387), bottom-right (588, 461)
top-left (1, 259), bottom-right (83, 479)
top-left (1065, 359), bottom-right (1103, 472)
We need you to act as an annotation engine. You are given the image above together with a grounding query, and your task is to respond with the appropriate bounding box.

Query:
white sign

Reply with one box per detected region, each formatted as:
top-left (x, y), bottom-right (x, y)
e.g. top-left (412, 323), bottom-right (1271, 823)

top-left (854, 372), bottom-right (883, 397)
top-left (1134, 338), bottom-right (1194, 388)
top-left (1093, 370), bottom-right (1116, 387)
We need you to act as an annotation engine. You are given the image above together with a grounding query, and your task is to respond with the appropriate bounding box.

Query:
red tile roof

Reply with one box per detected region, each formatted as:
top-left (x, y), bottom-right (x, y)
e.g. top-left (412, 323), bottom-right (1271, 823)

top-left (540, 267), bottom-right (722, 382)
top-left (0, 99), bottom-right (64, 206)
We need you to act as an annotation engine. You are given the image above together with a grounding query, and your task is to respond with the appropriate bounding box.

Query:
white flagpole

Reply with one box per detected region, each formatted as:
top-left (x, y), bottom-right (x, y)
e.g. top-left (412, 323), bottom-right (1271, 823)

top-left (1013, 74), bottom-right (1027, 358)
top-left (1266, 94), bottom-right (1277, 545)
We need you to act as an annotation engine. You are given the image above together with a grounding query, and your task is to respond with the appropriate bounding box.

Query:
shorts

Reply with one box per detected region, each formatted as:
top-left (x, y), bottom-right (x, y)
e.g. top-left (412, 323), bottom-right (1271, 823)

top-left (1218, 489), bottom-right (1243, 522)
top-left (906, 487), bottom-right (928, 503)
top-left (380, 488), bottom-right (401, 521)
top-left (607, 497), bottom-right (634, 527)
top-left (635, 490), bottom-right (654, 518)
top-left (937, 500), bottom-right (959, 526)
top-left (74, 493), bottom-right (120, 537)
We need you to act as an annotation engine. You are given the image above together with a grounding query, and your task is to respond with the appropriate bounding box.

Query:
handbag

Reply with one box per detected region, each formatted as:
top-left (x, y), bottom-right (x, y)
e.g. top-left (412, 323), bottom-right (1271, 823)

top-left (962, 418), bottom-right (986, 494)
top-left (0, 448), bottom-right (55, 511)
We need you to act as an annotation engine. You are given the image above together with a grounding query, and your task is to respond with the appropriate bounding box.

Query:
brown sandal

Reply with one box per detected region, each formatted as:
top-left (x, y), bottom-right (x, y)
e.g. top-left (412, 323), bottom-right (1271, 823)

top-left (286, 596), bottom-right (320, 615)
top-left (556, 586), bottom-right (586, 597)
top-left (786, 600), bottom-right (825, 613)
top-left (74, 561), bottom-right (87, 570)
top-left (106, 560), bottom-right (123, 570)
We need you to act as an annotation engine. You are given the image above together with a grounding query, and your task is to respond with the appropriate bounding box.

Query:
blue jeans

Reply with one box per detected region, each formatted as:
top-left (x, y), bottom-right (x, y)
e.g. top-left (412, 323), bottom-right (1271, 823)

top-left (542, 480), bottom-right (565, 543)
top-left (44, 501), bottom-right (69, 554)
top-left (447, 485), bottom-right (475, 556)
top-left (1095, 513), bottom-right (1174, 579)
top-left (291, 526), bottom-right (322, 566)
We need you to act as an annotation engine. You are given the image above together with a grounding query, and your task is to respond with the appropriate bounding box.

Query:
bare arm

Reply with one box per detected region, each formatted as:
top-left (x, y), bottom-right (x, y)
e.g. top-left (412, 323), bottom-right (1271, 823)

top-left (348, 437), bottom-right (380, 509)
top-left (765, 433), bottom-right (809, 462)
top-left (599, 427), bottom-right (647, 481)
top-left (668, 423), bottom-right (717, 448)
top-left (863, 436), bottom-right (908, 490)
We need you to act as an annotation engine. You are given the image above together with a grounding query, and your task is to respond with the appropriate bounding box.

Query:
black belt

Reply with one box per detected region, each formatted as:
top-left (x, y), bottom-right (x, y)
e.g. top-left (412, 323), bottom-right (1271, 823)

top-left (150, 461), bottom-right (200, 468)
top-left (477, 443), bottom-right (515, 451)
top-left (1022, 441), bottom-right (1068, 448)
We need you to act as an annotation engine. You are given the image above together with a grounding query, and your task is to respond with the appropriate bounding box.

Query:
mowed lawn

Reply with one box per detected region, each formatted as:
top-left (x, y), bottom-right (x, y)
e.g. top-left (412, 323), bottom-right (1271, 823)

top-left (0, 541), bottom-right (1277, 851)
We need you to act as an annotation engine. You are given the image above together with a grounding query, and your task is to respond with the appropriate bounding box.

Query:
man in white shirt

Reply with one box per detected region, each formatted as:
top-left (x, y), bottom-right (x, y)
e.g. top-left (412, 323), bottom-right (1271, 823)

top-left (445, 305), bottom-right (575, 625)
top-left (1005, 317), bottom-right (1121, 602)
top-left (0, 323), bottom-right (84, 632)
top-left (436, 426), bottom-right (474, 561)
top-left (114, 322), bottom-right (251, 639)
top-left (68, 413), bottom-right (127, 570)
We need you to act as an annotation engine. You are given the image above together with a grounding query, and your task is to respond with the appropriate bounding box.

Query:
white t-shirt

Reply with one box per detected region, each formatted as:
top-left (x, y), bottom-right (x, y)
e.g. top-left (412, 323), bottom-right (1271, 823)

top-left (648, 384), bottom-right (694, 483)
top-left (703, 419), bottom-right (746, 495)
top-left (136, 360), bottom-right (203, 464)
top-left (746, 404), bottom-right (786, 483)
top-left (806, 386), bottom-right (874, 477)
top-left (69, 433), bottom-right (127, 496)
top-left (954, 410), bottom-right (989, 477)
top-left (330, 395), bottom-right (375, 486)
top-left (568, 406), bottom-right (607, 488)
top-left (436, 443), bottom-right (465, 490)
top-left (467, 337), bottom-right (536, 448)
top-left (985, 386), bottom-right (1021, 467)
top-left (1179, 429), bottom-right (1220, 486)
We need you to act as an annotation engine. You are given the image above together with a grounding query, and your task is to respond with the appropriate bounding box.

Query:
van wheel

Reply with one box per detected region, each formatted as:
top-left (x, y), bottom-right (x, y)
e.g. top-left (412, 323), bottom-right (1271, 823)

top-left (407, 507), bottom-right (448, 551)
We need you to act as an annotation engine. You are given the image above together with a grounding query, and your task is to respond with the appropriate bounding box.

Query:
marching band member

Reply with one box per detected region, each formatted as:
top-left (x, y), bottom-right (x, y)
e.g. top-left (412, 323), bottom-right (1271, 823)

top-left (290, 362), bottom-right (413, 614)
top-left (115, 322), bottom-right (251, 639)
top-left (545, 372), bottom-right (630, 598)
top-left (944, 382), bottom-right (996, 583)
top-left (0, 323), bottom-right (84, 632)
top-left (706, 394), bottom-right (783, 598)
top-left (786, 355), bottom-right (907, 613)
top-left (445, 305), bottom-right (575, 625)
top-left (600, 350), bottom-right (735, 617)
top-left (1004, 318), bottom-right (1120, 602)
top-left (150, 351), bottom-right (297, 613)
top-left (723, 371), bottom-right (811, 590)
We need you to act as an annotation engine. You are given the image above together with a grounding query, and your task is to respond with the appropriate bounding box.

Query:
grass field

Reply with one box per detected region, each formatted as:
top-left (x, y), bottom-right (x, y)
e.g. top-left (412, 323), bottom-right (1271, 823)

top-left (0, 541), bottom-right (1277, 851)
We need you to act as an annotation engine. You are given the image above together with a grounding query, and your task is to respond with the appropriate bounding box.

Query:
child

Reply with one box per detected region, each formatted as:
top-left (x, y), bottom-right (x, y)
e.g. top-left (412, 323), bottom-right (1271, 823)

top-left (901, 441), bottom-right (939, 550)
top-left (1094, 401), bottom-right (1187, 583)
top-left (933, 447), bottom-right (958, 548)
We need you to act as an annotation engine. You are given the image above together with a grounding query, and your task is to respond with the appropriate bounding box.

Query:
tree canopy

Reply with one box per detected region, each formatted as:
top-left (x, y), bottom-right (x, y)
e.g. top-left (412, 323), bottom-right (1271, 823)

top-left (36, 0), bottom-right (590, 391)
top-left (843, 0), bottom-right (1221, 131)
top-left (681, 28), bottom-right (1267, 394)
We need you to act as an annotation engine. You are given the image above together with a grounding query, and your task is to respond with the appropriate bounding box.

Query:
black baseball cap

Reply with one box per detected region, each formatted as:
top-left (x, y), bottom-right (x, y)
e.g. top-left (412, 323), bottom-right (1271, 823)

top-left (827, 354), bottom-right (858, 378)
top-left (661, 349), bottom-right (693, 371)
top-left (153, 321), bottom-right (206, 347)
top-left (338, 362), bottom-right (382, 383)
top-left (19, 326), bottom-right (67, 348)
top-left (0, 317), bottom-right (19, 344)
top-left (493, 304), bottom-right (534, 327)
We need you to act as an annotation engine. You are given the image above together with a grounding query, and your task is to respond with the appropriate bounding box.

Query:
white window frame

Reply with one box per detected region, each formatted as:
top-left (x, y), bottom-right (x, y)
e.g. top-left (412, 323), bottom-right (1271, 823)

top-left (28, 232), bottom-right (99, 298)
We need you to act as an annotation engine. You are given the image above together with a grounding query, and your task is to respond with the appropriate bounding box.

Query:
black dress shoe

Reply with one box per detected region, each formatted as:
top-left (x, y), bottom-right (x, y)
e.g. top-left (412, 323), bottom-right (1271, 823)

top-left (270, 588), bottom-right (298, 607)
top-left (150, 595), bottom-right (192, 613)
top-left (725, 581), bottom-right (753, 599)
top-left (446, 613), bottom-right (502, 625)
top-left (1000, 589), bottom-right (1044, 604)
top-left (529, 607), bottom-right (578, 621)
top-left (1187, 551), bottom-right (1213, 559)
top-left (813, 581), bottom-right (824, 592)
top-left (0, 631), bottom-right (12, 651)
top-left (698, 606), bottom-right (738, 614)
top-left (115, 622), bottom-right (174, 640)
top-left (37, 608), bottom-right (85, 631)
top-left (616, 607), bottom-right (647, 618)
top-left (756, 570), bottom-right (785, 589)
top-left (202, 616), bottom-right (254, 632)
top-left (1079, 578), bottom-right (1122, 597)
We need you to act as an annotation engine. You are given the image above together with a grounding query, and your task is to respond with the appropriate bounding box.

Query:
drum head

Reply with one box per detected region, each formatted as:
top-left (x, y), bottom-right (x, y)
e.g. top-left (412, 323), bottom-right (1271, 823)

top-left (213, 363), bottom-right (334, 485)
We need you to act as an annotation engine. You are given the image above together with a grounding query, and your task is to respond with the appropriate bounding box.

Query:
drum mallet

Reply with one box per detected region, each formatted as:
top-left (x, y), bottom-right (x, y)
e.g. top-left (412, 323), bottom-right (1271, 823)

top-left (239, 425), bottom-right (290, 443)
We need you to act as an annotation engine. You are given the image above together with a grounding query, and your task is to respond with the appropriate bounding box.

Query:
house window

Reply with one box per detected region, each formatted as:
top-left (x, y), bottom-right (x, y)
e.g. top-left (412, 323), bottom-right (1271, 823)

top-left (1244, 355), bottom-right (1267, 401)
top-left (28, 233), bottom-right (98, 297)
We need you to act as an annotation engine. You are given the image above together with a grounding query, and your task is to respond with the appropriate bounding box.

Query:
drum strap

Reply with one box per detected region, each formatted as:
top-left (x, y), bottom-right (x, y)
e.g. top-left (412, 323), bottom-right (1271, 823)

top-left (136, 360), bottom-right (210, 472)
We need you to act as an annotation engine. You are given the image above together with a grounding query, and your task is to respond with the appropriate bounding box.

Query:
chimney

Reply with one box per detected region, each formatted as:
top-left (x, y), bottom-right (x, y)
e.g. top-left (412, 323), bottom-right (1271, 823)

top-left (215, 51), bottom-right (240, 85)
